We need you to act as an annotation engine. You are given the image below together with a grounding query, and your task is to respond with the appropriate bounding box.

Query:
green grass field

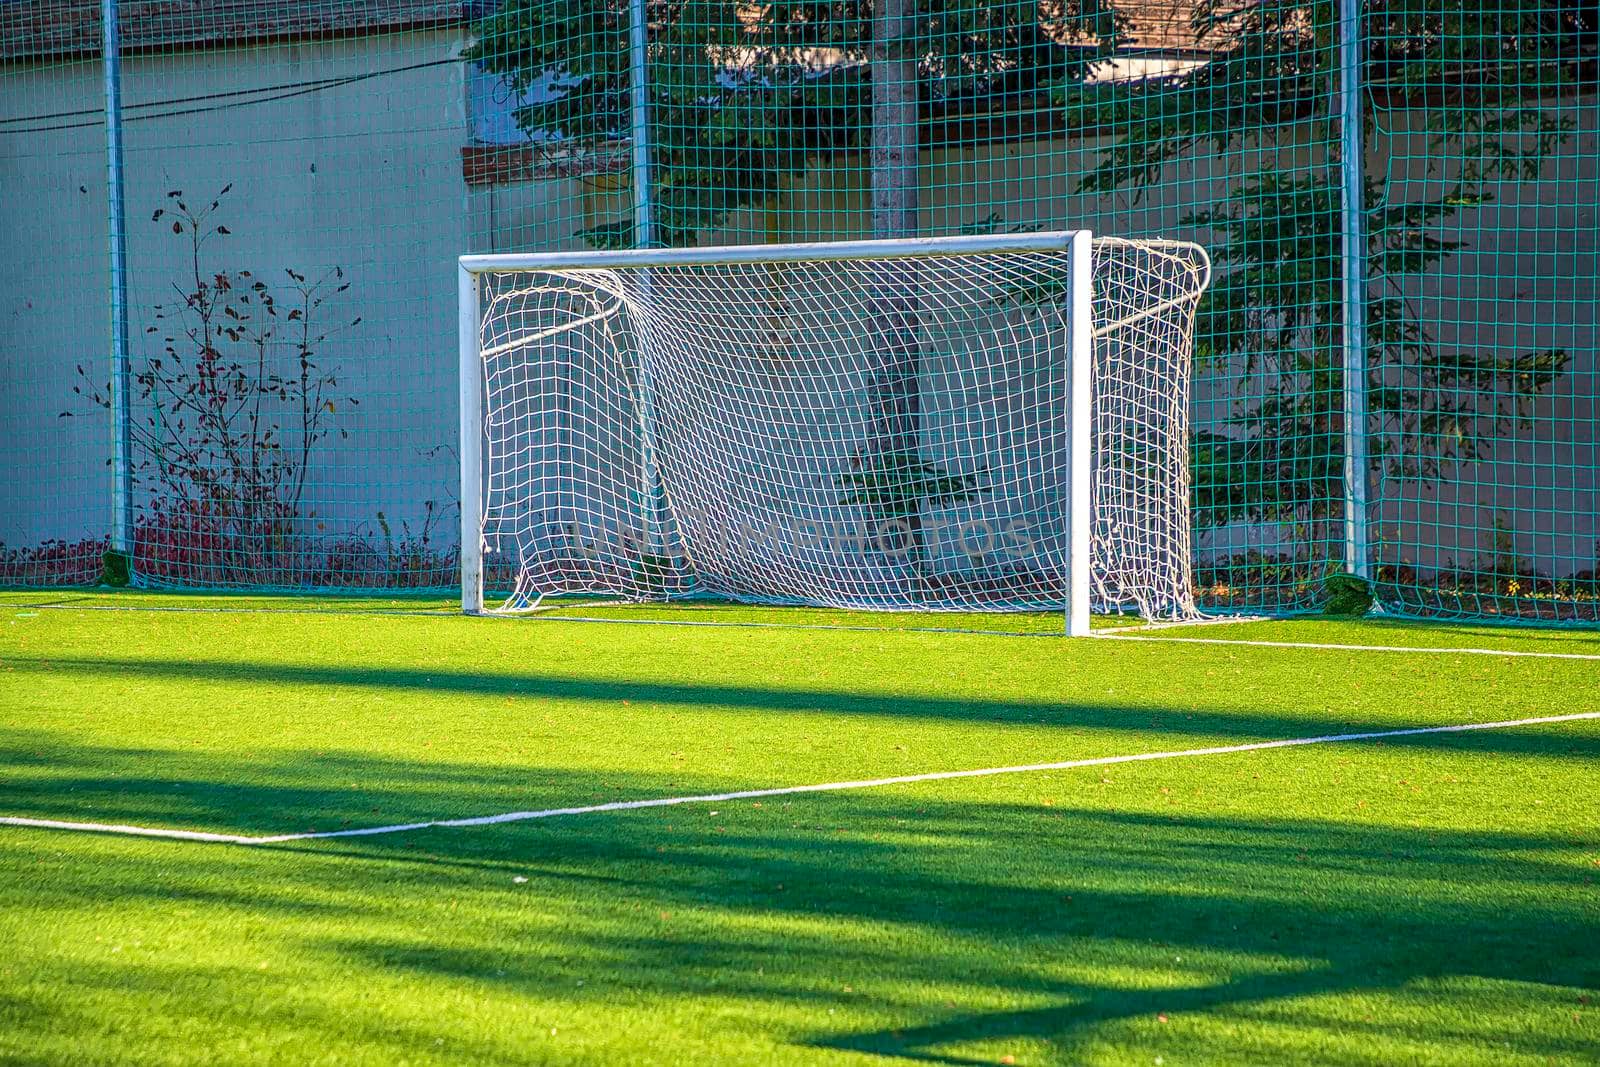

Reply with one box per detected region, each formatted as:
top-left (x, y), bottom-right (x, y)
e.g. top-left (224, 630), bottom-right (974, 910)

top-left (2, 592), bottom-right (1597, 1065)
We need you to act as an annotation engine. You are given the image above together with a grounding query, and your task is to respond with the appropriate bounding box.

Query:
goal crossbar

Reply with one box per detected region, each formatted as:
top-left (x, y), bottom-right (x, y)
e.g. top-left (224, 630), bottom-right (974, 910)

top-left (459, 232), bottom-right (1077, 274)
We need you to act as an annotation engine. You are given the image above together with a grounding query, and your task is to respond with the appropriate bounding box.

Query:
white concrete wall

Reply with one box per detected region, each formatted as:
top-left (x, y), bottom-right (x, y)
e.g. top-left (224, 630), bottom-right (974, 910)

top-left (1, 28), bottom-right (469, 557)
top-left (0, 54), bottom-right (114, 553)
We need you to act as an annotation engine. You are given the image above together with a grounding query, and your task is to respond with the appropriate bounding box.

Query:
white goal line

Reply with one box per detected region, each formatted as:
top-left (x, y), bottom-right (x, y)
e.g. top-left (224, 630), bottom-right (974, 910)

top-left (1094, 632), bottom-right (1600, 661)
top-left (12, 600), bottom-right (1599, 659)
top-left (2, 711), bottom-right (1596, 848)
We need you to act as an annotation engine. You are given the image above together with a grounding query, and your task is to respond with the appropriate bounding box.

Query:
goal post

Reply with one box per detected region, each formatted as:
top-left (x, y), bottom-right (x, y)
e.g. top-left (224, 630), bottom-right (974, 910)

top-left (1065, 230), bottom-right (1093, 637)
top-left (458, 231), bottom-right (1210, 634)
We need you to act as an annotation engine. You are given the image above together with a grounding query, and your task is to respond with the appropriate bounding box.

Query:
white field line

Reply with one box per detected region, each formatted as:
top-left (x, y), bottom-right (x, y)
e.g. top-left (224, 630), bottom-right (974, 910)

top-left (1089, 615), bottom-right (1272, 635)
top-left (507, 612), bottom-right (1058, 637)
top-left (21, 601), bottom-right (1051, 638)
top-left (1094, 632), bottom-right (1600, 661)
top-left (25, 601), bottom-right (457, 618)
top-left (3, 711), bottom-right (1597, 847)
top-left (17, 602), bottom-right (1600, 658)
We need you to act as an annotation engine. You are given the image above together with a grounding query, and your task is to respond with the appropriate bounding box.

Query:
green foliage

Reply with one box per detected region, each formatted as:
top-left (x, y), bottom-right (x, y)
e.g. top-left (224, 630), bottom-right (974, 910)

top-left (468, 0), bottom-right (1123, 246)
top-left (837, 449), bottom-right (987, 568)
top-left (1075, 0), bottom-right (1581, 544)
top-left (1323, 572), bottom-right (1373, 616)
top-left (630, 552), bottom-right (678, 597)
top-left (837, 451), bottom-right (987, 522)
top-left (99, 550), bottom-right (131, 588)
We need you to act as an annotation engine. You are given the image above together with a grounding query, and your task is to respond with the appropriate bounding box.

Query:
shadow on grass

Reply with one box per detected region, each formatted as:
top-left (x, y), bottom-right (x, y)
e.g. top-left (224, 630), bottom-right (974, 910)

top-left (3, 648), bottom-right (1598, 1059)
top-left (1, 751), bottom-right (1595, 1063)
top-left (286, 792), bottom-right (1600, 1062)
top-left (0, 725), bottom-right (652, 834)
top-left (5, 653), bottom-right (1599, 762)
top-left (2, 642), bottom-right (1596, 844)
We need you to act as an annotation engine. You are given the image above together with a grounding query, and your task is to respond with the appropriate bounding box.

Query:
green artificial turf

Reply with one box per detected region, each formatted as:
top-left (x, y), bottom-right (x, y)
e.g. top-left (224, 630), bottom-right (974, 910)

top-left (1, 594), bottom-right (1597, 1064)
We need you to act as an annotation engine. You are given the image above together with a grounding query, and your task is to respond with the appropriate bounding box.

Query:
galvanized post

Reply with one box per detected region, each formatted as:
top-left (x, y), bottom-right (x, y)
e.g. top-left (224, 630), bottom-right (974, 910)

top-left (628, 0), bottom-right (653, 248)
top-left (103, 0), bottom-right (133, 560)
top-left (627, 0), bottom-right (670, 560)
top-left (1338, 0), bottom-right (1371, 580)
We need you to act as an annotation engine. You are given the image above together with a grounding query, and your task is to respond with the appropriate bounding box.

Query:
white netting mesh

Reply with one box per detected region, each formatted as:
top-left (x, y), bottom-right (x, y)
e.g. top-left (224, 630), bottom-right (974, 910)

top-left (475, 237), bottom-right (1209, 620)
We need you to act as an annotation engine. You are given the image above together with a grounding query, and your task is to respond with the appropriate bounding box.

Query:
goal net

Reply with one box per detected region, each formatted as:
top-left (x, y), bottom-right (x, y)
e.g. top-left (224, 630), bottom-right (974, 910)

top-left (460, 232), bottom-right (1209, 630)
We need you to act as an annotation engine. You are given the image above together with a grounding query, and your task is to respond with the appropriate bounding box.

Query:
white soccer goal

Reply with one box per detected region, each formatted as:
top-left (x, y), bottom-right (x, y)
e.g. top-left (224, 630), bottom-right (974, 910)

top-left (458, 231), bottom-right (1210, 635)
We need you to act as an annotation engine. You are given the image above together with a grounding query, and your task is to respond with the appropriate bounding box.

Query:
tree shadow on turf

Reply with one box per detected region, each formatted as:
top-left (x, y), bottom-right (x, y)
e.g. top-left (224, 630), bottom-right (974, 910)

top-left (4, 647), bottom-right (1596, 1060)
top-left (2, 736), bottom-right (1595, 1063)
top-left (6, 653), bottom-right (1599, 766)
top-left (329, 796), bottom-right (1599, 1062)
top-left (0, 696), bottom-right (1595, 842)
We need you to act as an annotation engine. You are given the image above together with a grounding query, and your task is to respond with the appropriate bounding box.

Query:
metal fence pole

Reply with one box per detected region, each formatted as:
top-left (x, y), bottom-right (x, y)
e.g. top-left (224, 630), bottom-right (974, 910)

top-left (102, 0), bottom-right (133, 560)
top-left (1338, 0), bottom-right (1371, 580)
top-left (627, 0), bottom-right (671, 558)
top-left (628, 0), bottom-right (653, 248)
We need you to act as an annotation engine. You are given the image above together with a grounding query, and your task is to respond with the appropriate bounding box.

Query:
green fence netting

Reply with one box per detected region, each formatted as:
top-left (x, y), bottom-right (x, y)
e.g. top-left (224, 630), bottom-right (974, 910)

top-left (1, 0), bottom-right (1596, 624)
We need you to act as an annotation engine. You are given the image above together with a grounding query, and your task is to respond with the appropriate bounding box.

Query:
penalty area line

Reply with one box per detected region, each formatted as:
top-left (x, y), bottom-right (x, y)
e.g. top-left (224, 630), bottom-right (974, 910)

top-left (3, 710), bottom-right (1598, 847)
top-left (1093, 632), bottom-right (1600, 661)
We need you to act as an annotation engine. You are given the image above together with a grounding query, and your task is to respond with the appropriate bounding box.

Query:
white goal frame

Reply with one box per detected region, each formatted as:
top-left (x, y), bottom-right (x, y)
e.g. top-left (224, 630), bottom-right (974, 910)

top-left (459, 231), bottom-right (1102, 634)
